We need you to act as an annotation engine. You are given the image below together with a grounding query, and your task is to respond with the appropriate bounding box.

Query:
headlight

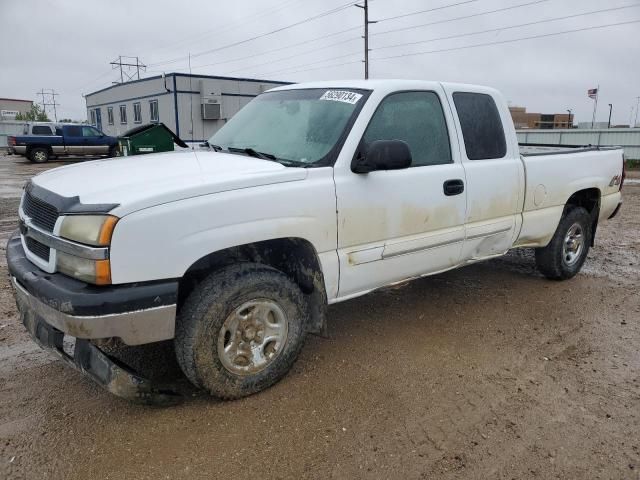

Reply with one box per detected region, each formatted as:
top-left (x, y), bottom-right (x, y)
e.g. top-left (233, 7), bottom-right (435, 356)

top-left (57, 251), bottom-right (111, 285)
top-left (59, 215), bottom-right (118, 246)
top-left (57, 215), bottom-right (118, 285)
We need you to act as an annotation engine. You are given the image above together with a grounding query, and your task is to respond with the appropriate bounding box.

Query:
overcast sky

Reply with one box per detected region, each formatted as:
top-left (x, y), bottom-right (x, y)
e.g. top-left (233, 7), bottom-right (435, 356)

top-left (2, 0), bottom-right (639, 124)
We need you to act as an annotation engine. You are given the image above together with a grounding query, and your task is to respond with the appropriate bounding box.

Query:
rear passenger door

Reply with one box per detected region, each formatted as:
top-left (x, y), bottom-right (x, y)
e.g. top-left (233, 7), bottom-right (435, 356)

top-left (443, 87), bottom-right (524, 262)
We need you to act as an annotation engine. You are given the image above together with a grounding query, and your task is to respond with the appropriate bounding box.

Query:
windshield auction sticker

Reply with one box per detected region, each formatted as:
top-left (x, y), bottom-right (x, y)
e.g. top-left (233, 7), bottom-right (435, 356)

top-left (319, 90), bottom-right (363, 104)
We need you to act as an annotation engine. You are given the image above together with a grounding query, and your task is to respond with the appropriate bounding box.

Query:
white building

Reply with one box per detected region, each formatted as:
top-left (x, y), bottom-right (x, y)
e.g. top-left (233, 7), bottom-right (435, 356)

top-left (85, 73), bottom-right (290, 142)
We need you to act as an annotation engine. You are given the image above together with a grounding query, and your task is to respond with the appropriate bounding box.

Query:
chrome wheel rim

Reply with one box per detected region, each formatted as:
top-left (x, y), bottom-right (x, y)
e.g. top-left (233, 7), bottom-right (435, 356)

top-left (34, 151), bottom-right (46, 161)
top-left (563, 223), bottom-right (584, 266)
top-left (217, 299), bottom-right (288, 376)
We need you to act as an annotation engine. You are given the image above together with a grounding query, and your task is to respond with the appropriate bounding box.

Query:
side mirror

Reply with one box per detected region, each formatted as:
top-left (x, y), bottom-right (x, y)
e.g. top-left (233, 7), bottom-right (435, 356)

top-left (352, 140), bottom-right (412, 174)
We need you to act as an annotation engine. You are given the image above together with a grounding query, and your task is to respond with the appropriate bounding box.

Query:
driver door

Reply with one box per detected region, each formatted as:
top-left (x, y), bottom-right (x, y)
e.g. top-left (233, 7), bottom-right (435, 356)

top-left (82, 126), bottom-right (108, 155)
top-left (335, 89), bottom-right (467, 298)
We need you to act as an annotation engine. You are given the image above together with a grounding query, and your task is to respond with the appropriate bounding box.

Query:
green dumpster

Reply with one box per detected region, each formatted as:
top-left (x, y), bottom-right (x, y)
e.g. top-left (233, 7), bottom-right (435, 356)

top-left (118, 123), bottom-right (188, 156)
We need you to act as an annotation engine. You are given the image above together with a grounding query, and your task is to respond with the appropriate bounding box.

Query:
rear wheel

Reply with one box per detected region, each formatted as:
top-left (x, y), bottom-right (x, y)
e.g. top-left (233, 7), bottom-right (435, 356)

top-left (535, 207), bottom-right (592, 280)
top-left (29, 147), bottom-right (49, 163)
top-left (108, 146), bottom-right (117, 157)
top-left (175, 263), bottom-right (309, 399)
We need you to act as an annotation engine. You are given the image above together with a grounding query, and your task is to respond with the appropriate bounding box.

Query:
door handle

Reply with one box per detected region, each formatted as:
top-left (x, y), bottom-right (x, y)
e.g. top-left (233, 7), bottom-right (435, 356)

top-left (443, 179), bottom-right (464, 196)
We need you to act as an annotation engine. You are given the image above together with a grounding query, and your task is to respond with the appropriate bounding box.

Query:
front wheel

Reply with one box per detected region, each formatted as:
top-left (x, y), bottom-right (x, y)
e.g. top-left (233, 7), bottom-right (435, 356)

top-left (108, 146), bottom-right (118, 157)
top-left (535, 206), bottom-right (592, 280)
top-left (175, 263), bottom-right (309, 399)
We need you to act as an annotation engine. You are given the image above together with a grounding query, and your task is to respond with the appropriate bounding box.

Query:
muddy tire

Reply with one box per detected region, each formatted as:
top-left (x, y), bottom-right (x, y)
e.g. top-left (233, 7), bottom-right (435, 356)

top-left (108, 146), bottom-right (117, 158)
top-left (175, 263), bottom-right (309, 400)
top-left (29, 147), bottom-right (49, 163)
top-left (535, 207), bottom-right (592, 280)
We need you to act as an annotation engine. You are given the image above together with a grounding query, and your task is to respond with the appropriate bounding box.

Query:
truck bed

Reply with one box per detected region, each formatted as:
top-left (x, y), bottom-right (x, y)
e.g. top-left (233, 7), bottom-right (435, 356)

top-left (514, 145), bottom-right (624, 247)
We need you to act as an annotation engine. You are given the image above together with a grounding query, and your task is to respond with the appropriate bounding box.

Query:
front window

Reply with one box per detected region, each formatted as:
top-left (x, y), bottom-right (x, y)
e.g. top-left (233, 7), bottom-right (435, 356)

top-left (208, 88), bottom-right (368, 166)
top-left (82, 126), bottom-right (102, 137)
top-left (362, 91), bottom-right (452, 167)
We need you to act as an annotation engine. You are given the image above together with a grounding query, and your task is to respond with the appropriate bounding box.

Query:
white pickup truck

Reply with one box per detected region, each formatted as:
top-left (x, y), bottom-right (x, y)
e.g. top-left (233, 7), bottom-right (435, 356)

top-left (8, 80), bottom-right (625, 403)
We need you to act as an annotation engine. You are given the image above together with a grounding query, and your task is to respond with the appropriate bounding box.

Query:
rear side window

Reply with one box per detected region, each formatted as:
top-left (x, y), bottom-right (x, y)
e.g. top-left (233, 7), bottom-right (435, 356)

top-left (32, 125), bottom-right (52, 135)
top-left (453, 92), bottom-right (506, 160)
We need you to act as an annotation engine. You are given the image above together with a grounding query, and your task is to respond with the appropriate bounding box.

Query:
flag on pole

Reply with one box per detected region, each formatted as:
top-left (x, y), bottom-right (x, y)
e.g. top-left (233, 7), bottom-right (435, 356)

top-left (588, 88), bottom-right (598, 99)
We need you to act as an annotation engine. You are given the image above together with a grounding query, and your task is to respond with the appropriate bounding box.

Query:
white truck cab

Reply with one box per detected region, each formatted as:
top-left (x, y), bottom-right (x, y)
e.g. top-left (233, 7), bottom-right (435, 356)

top-left (8, 80), bottom-right (625, 402)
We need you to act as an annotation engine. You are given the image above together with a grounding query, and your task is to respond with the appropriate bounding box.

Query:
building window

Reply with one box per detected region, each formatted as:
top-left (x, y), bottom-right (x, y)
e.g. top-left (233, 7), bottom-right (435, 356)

top-left (107, 107), bottom-right (114, 125)
top-left (90, 109), bottom-right (96, 126)
top-left (119, 105), bottom-right (127, 124)
top-left (133, 102), bottom-right (142, 123)
top-left (149, 100), bottom-right (159, 123)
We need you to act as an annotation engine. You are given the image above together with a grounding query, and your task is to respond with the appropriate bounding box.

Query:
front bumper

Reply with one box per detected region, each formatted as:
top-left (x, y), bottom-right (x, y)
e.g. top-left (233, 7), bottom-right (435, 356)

top-left (7, 232), bottom-right (177, 345)
top-left (7, 232), bottom-right (183, 404)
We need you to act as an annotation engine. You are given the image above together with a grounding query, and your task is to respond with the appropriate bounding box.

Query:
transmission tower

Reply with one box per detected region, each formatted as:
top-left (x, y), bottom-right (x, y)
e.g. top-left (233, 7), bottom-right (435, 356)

top-left (37, 88), bottom-right (60, 122)
top-left (110, 56), bottom-right (147, 83)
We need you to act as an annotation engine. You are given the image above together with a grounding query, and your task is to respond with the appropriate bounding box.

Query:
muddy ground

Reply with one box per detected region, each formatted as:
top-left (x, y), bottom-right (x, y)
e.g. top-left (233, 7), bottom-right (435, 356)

top-left (0, 153), bottom-right (639, 480)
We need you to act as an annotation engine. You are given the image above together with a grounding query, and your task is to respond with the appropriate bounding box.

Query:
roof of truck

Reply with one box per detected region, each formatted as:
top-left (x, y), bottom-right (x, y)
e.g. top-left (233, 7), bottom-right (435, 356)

top-left (268, 79), bottom-right (495, 92)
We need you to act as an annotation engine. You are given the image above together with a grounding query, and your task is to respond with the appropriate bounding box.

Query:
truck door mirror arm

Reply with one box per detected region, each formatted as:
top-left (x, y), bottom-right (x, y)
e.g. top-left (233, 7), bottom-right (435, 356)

top-left (351, 140), bottom-right (412, 174)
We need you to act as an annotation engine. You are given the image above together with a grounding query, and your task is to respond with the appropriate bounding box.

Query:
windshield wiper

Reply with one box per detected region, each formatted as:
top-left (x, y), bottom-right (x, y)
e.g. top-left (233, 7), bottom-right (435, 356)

top-left (228, 147), bottom-right (276, 160)
top-left (226, 146), bottom-right (307, 167)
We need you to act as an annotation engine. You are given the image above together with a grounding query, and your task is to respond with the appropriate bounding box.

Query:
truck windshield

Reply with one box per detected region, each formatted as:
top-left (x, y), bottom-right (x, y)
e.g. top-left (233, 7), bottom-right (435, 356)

top-left (208, 88), bottom-right (368, 166)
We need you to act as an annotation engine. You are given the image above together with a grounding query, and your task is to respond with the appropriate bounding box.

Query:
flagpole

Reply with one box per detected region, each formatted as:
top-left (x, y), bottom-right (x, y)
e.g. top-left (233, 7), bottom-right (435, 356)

top-left (591, 84), bottom-right (599, 128)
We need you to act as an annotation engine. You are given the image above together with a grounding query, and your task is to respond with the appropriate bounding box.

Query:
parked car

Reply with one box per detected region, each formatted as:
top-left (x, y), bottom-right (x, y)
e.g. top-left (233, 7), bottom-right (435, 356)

top-left (7, 80), bottom-right (625, 403)
top-left (8, 123), bottom-right (118, 163)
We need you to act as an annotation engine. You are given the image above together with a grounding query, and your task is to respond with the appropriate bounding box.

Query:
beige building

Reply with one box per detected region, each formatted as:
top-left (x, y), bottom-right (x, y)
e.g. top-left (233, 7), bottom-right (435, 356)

top-left (509, 106), bottom-right (573, 130)
top-left (0, 98), bottom-right (33, 119)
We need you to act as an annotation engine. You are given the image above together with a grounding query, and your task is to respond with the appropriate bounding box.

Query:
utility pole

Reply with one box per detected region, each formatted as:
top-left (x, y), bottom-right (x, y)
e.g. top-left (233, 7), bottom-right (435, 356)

top-left (110, 56), bottom-right (146, 83)
top-left (37, 88), bottom-right (60, 122)
top-left (590, 84), bottom-right (599, 129)
top-left (634, 96), bottom-right (640, 128)
top-left (355, 0), bottom-right (376, 79)
top-left (567, 109), bottom-right (572, 128)
top-left (607, 104), bottom-right (613, 129)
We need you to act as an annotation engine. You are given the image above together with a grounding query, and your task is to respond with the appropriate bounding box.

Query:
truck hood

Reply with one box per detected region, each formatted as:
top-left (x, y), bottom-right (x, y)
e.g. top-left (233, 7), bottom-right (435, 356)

top-left (31, 150), bottom-right (308, 216)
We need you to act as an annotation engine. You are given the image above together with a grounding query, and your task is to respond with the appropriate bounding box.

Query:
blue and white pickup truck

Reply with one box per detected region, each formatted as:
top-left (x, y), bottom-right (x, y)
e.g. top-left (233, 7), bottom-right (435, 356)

top-left (8, 123), bottom-right (118, 163)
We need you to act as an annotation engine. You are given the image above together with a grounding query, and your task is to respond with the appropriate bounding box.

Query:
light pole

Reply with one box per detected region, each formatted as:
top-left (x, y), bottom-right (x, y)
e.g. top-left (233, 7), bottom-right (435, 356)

top-left (635, 97), bottom-right (640, 128)
top-left (566, 109), bottom-right (572, 129)
top-left (608, 104), bottom-right (613, 129)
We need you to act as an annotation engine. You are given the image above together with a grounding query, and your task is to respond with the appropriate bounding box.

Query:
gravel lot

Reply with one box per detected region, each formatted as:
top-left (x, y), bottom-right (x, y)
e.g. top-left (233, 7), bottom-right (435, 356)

top-left (1, 153), bottom-right (639, 480)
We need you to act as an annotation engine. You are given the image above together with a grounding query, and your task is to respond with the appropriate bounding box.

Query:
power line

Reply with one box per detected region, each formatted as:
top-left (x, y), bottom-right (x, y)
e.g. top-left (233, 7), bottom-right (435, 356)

top-left (142, 0), bottom-right (305, 58)
top-left (371, 0), bottom-right (549, 37)
top-left (188, 25), bottom-right (361, 73)
top-left (272, 18), bottom-right (640, 75)
top-left (257, 50), bottom-right (362, 77)
top-left (376, 0), bottom-right (483, 23)
top-left (271, 58), bottom-right (361, 76)
top-left (148, 1), bottom-right (357, 68)
top-left (372, 19), bottom-right (640, 61)
top-left (223, 36), bottom-right (361, 74)
top-left (373, 3), bottom-right (640, 52)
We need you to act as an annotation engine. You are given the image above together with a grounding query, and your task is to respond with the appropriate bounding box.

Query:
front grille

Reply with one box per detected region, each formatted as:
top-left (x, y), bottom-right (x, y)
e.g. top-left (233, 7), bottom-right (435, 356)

top-left (25, 236), bottom-right (50, 261)
top-left (22, 189), bottom-right (59, 232)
